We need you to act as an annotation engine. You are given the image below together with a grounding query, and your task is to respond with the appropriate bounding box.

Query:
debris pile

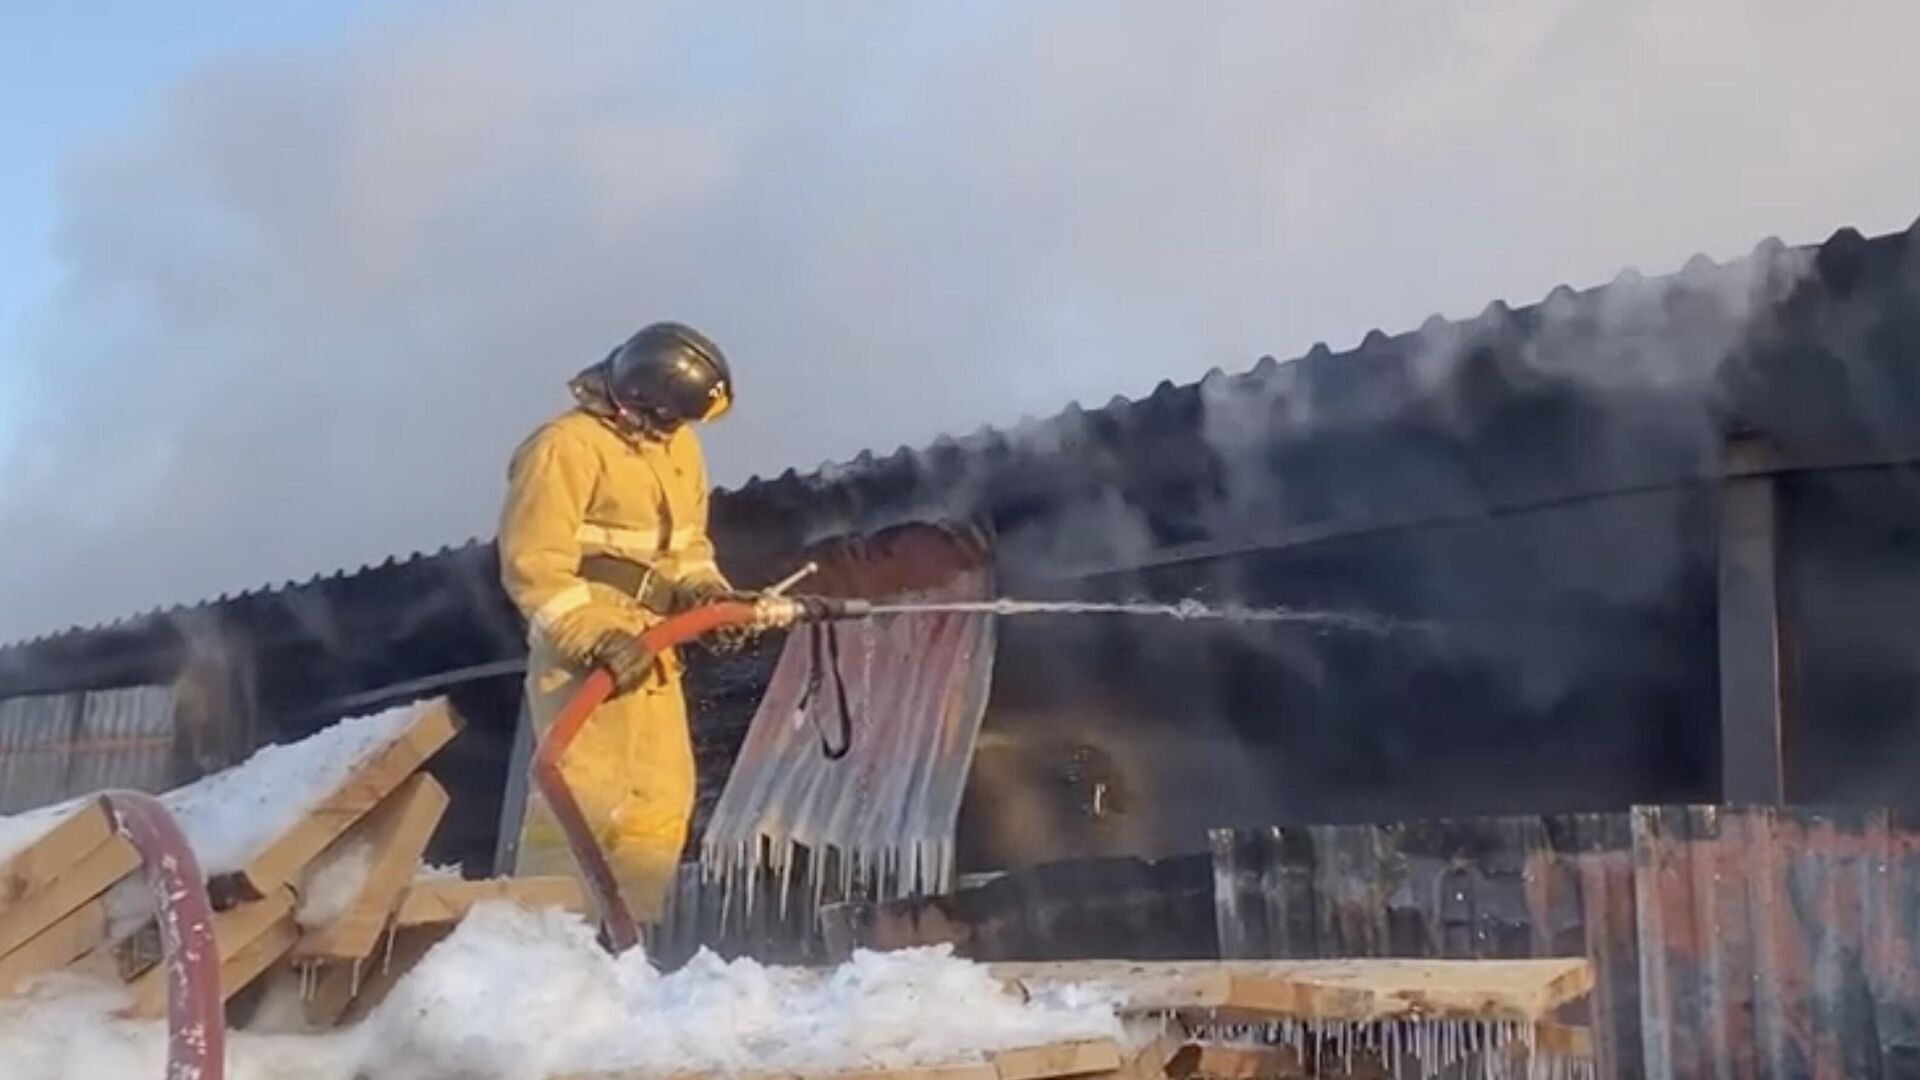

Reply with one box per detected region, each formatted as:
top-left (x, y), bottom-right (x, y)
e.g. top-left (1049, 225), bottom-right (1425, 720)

top-left (0, 700), bottom-right (587, 1026)
top-left (0, 700), bottom-right (1600, 1079)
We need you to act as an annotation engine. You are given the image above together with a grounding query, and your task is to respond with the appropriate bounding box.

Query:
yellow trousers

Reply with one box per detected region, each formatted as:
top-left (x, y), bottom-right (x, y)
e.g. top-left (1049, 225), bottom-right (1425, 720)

top-left (513, 636), bottom-right (695, 926)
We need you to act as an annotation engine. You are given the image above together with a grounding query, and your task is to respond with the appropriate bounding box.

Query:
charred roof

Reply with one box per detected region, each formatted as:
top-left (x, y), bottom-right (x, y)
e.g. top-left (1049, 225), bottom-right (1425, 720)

top-left (4, 217), bottom-right (1920, 703)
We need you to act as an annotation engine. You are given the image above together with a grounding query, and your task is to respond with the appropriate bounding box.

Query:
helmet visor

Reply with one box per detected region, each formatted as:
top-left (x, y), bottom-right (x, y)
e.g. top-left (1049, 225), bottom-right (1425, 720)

top-left (699, 380), bottom-right (732, 422)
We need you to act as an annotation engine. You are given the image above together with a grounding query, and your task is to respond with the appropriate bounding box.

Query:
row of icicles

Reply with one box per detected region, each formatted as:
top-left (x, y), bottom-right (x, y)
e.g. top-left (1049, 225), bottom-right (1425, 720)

top-left (1175, 1014), bottom-right (1596, 1080)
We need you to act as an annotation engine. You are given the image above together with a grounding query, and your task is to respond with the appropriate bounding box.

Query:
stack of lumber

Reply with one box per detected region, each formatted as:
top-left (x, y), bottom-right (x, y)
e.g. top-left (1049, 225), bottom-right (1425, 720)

top-left (560, 958), bottom-right (1596, 1080)
top-left (994, 959), bottom-right (1596, 1080)
top-left (0, 698), bottom-right (585, 1025)
top-left (0, 693), bottom-right (1598, 1080)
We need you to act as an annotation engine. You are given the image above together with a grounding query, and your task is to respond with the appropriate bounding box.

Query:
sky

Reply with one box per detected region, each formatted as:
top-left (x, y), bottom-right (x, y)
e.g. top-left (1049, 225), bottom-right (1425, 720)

top-left (2, 1), bottom-right (1919, 642)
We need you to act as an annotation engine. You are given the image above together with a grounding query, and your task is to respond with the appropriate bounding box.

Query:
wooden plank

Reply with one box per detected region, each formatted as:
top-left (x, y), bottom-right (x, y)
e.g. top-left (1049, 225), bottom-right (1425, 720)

top-left (1167, 1044), bottom-right (1311, 1080)
top-left (0, 898), bottom-right (107, 996)
top-left (554, 1066), bottom-right (999, 1080)
top-left (293, 773), bottom-right (450, 962)
top-left (214, 701), bottom-right (459, 905)
top-left (1719, 436), bottom-right (1788, 805)
top-left (1115, 1034), bottom-right (1186, 1080)
top-left (217, 916), bottom-right (301, 1006)
top-left (394, 875), bottom-right (587, 928)
top-left (0, 828), bottom-right (139, 961)
top-left (990, 1039), bottom-right (1122, 1080)
top-left (1526, 1022), bottom-right (1595, 1059)
top-left (1, 801), bottom-right (110, 914)
top-left (125, 889), bottom-right (295, 1017)
top-left (304, 923), bottom-right (456, 1027)
top-left (556, 1040), bottom-right (1122, 1080)
top-left (989, 960), bottom-right (1593, 1023)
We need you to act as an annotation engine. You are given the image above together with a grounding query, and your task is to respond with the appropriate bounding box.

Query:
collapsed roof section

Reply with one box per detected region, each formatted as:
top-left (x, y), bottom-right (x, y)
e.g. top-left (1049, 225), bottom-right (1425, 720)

top-left (3, 217), bottom-right (1919, 704)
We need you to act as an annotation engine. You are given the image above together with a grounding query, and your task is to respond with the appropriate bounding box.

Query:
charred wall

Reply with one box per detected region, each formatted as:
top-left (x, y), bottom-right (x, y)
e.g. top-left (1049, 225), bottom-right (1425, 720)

top-left (5, 220), bottom-right (1920, 883)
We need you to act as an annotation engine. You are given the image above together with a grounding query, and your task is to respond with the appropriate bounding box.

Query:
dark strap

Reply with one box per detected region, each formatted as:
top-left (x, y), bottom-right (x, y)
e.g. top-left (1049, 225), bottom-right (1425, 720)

top-left (797, 622), bottom-right (853, 760)
top-left (578, 554), bottom-right (676, 614)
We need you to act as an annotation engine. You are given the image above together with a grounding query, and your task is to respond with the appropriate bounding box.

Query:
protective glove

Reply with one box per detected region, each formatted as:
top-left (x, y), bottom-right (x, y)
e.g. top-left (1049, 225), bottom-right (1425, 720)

top-left (672, 577), bottom-right (755, 612)
top-left (584, 629), bottom-right (657, 696)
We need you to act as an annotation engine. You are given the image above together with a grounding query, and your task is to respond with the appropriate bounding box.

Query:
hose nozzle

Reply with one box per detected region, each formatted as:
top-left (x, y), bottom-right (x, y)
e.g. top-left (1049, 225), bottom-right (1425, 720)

top-left (751, 594), bottom-right (873, 629)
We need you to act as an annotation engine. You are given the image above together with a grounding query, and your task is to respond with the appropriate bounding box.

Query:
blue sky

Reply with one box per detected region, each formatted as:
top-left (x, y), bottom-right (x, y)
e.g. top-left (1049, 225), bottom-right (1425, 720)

top-left (0, 0), bottom-right (389, 432)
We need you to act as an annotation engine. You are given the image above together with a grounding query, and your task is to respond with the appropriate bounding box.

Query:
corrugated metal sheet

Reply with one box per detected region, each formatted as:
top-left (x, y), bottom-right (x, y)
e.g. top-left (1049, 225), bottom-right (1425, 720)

top-left (1211, 806), bottom-right (1920, 1080)
top-left (0, 685), bottom-right (179, 813)
top-left (701, 523), bottom-right (997, 922)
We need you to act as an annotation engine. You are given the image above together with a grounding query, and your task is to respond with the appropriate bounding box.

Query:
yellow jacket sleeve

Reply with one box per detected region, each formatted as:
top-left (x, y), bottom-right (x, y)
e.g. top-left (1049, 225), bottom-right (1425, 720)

top-left (499, 425), bottom-right (632, 659)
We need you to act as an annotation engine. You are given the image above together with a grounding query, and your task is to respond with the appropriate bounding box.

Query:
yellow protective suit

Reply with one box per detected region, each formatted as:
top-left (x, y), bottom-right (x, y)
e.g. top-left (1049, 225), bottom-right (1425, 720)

top-left (498, 386), bottom-right (731, 926)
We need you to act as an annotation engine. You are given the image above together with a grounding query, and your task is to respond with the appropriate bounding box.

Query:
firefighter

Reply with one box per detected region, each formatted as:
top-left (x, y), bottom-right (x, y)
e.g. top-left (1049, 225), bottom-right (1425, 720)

top-left (498, 320), bottom-right (744, 928)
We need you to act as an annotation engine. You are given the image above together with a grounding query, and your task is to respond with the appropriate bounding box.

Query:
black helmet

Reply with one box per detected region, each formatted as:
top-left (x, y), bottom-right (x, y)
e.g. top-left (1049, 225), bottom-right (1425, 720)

top-left (605, 321), bottom-right (733, 430)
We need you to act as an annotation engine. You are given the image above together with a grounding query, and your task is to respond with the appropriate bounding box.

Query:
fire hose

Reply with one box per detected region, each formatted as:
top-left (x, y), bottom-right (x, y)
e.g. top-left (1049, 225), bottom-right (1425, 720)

top-left (531, 564), bottom-right (869, 951)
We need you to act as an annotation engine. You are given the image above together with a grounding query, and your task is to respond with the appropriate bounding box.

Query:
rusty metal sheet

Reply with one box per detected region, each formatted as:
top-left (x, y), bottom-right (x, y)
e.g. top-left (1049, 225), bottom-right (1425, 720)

top-left (697, 521), bottom-right (997, 943)
top-left (0, 685), bottom-right (178, 813)
top-left (1212, 806), bottom-right (1920, 1080)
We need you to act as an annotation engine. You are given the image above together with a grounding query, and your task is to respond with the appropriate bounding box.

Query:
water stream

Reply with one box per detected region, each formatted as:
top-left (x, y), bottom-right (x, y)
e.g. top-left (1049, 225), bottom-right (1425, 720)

top-left (860, 597), bottom-right (1414, 635)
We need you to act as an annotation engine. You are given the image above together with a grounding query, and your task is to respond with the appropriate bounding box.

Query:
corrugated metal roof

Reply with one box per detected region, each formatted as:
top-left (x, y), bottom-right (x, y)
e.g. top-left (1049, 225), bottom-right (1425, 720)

top-left (7, 218), bottom-right (1909, 662)
top-left (0, 685), bottom-right (179, 813)
top-left (702, 522), bottom-right (998, 922)
top-left (1212, 805), bottom-right (1920, 1080)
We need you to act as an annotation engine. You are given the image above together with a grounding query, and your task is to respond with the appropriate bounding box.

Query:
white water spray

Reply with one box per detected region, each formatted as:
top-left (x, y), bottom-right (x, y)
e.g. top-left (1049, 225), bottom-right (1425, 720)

top-left (859, 597), bottom-right (1412, 634)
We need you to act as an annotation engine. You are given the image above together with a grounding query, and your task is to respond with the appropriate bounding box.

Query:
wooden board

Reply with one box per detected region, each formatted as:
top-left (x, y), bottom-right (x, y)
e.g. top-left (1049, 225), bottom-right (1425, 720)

top-left (212, 701), bottom-right (459, 906)
top-left (989, 1040), bottom-right (1121, 1080)
top-left (0, 898), bottom-right (107, 996)
top-left (988, 960), bottom-right (1593, 1023)
top-left (125, 888), bottom-right (295, 1017)
top-left (555, 1037), bottom-right (1126, 1080)
top-left (1, 802), bottom-right (109, 913)
top-left (305, 923), bottom-right (456, 1027)
top-left (220, 917), bottom-right (302, 1006)
top-left (0, 822), bottom-right (138, 962)
top-left (1115, 1034), bottom-right (1186, 1080)
top-left (293, 773), bottom-right (449, 962)
top-left (1166, 1043), bottom-right (1314, 1080)
top-left (557, 1063), bottom-right (999, 1080)
top-left (394, 875), bottom-right (587, 927)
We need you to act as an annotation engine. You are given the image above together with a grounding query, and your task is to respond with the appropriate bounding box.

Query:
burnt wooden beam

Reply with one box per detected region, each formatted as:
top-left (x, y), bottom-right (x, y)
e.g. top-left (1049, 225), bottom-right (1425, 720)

top-left (1718, 434), bottom-right (1789, 804)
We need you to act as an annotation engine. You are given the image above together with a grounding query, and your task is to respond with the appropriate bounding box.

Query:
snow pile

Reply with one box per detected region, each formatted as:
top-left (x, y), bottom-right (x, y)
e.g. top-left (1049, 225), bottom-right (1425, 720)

top-left (0, 903), bottom-right (1125, 1080)
top-left (155, 705), bottom-right (420, 876)
top-left (362, 903), bottom-right (1124, 1080)
top-left (0, 704), bottom-right (425, 941)
top-left (0, 975), bottom-right (361, 1080)
top-left (0, 705), bottom-right (419, 876)
top-left (297, 839), bottom-right (377, 928)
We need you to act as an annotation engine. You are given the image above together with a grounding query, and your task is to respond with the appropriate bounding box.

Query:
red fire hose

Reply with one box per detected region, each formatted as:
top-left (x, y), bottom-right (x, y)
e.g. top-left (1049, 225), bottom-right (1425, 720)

top-left (531, 593), bottom-right (869, 951)
top-left (98, 790), bottom-right (224, 1080)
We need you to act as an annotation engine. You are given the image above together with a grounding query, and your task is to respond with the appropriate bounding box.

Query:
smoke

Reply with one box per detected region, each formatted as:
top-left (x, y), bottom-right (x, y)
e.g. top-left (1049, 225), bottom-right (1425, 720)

top-left (4, 0), bottom-right (1920, 641)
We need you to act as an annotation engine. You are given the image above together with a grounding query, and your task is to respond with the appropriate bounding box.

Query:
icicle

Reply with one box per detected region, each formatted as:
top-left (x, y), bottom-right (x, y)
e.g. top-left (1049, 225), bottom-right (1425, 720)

top-left (777, 840), bottom-right (796, 919)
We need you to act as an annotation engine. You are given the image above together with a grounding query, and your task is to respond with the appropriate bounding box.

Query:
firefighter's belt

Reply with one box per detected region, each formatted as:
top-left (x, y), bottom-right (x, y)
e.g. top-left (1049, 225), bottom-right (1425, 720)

top-left (578, 554), bottom-right (677, 615)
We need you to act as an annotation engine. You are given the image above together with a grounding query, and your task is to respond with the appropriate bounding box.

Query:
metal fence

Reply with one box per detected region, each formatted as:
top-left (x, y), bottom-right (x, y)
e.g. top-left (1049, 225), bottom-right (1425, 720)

top-left (1212, 805), bottom-right (1920, 1080)
top-left (0, 685), bottom-right (179, 813)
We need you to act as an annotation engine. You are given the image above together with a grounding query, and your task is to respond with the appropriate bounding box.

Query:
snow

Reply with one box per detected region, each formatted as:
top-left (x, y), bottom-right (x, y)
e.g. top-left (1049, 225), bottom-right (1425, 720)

top-left (0, 797), bottom-right (88, 866)
top-left (154, 705), bottom-right (421, 877)
top-left (361, 904), bottom-right (1123, 1080)
top-left (0, 975), bottom-right (361, 1080)
top-left (296, 840), bottom-right (375, 929)
top-left (0, 903), bottom-right (1127, 1080)
top-left (0, 700), bottom-right (1126, 1080)
top-left (0, 705), bottom-right (421, 877)
top-left (0, 704), bottom-right (427, 943)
